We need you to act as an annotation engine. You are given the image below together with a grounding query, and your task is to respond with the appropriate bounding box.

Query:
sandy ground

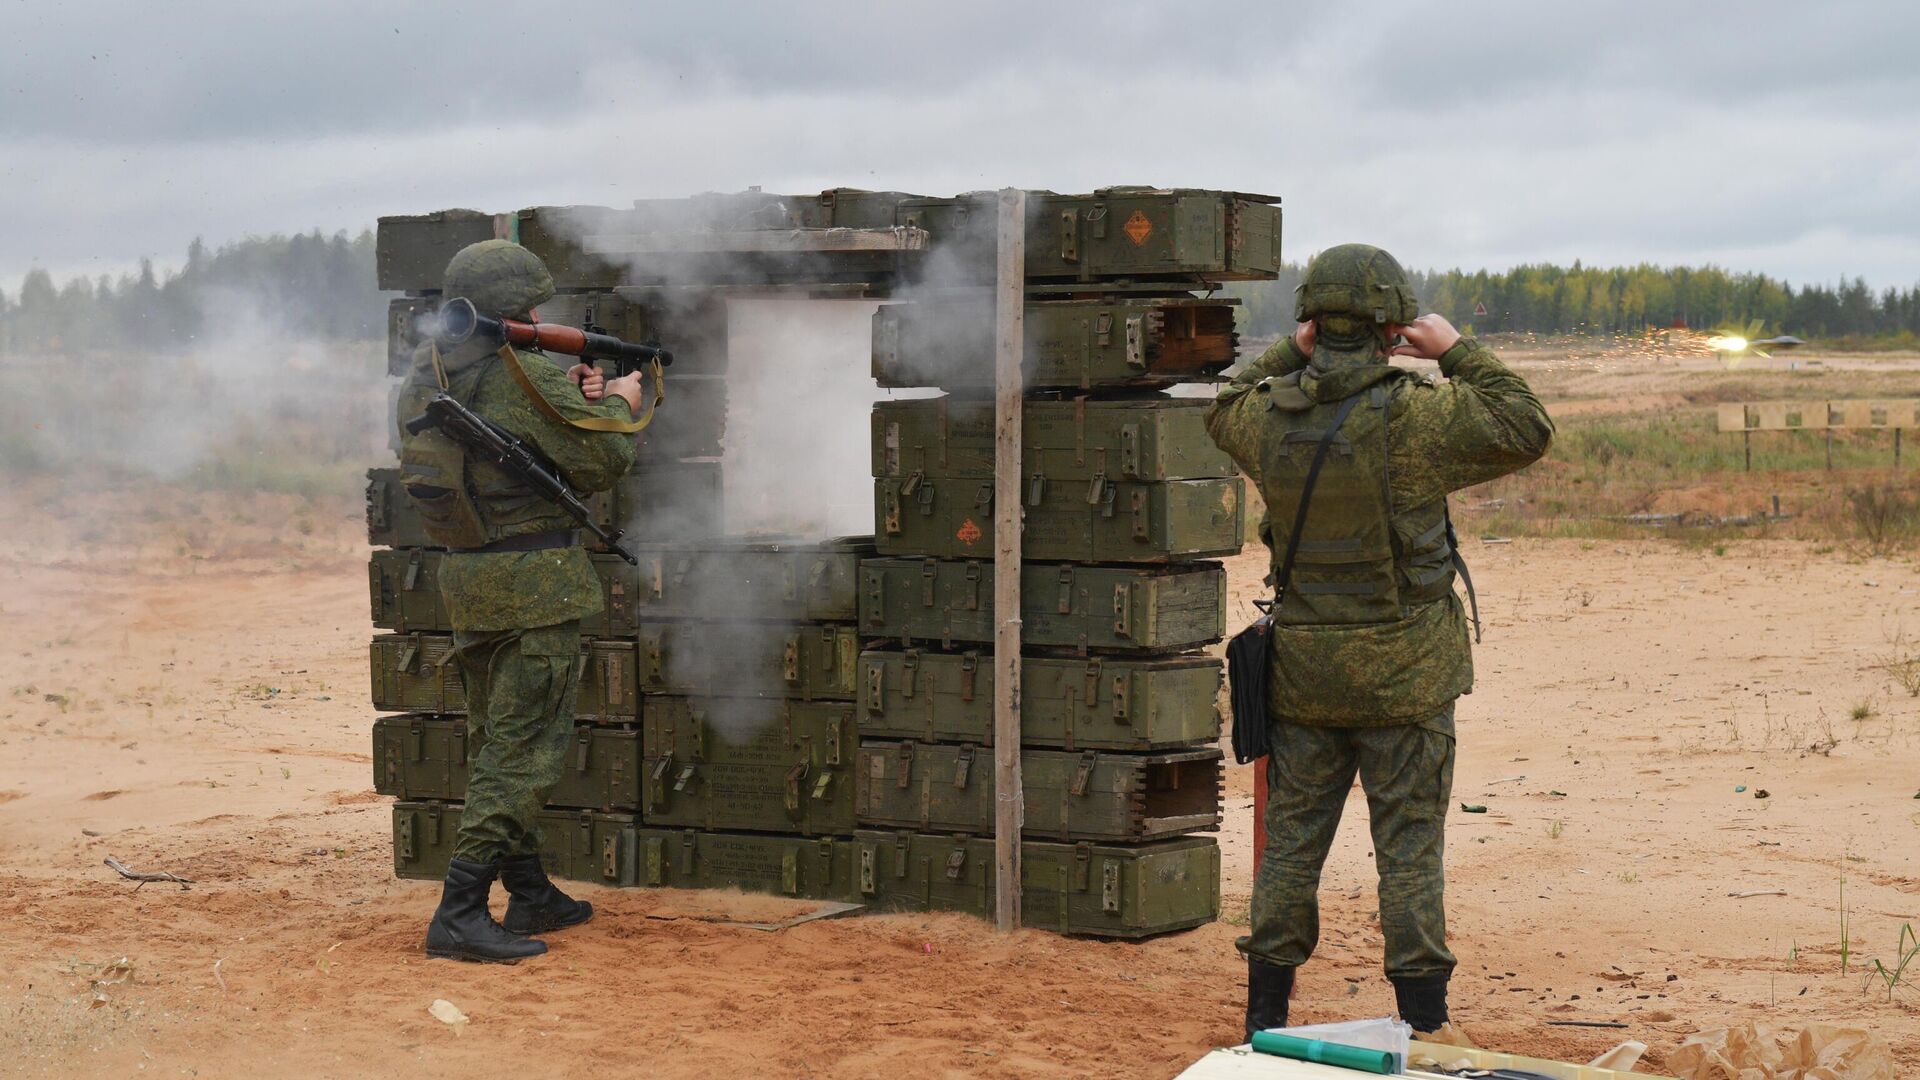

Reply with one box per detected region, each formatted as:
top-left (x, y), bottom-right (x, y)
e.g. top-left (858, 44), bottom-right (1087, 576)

top-left (2, 482), bottom-right (1918, 1078)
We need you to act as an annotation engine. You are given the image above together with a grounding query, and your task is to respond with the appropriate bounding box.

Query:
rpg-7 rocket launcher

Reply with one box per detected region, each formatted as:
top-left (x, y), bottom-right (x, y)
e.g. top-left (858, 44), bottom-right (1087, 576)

top-left (422, 296), bottom-right (674, 375)
top-left (402, 392), bottom-right (639, 566)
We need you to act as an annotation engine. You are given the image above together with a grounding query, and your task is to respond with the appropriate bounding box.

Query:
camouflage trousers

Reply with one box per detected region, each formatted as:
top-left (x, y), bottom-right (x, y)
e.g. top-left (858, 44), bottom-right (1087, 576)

top-left (448, 620), bottom-right (582, 865)
top-left (1238, 705), bottom-right (1457, 980)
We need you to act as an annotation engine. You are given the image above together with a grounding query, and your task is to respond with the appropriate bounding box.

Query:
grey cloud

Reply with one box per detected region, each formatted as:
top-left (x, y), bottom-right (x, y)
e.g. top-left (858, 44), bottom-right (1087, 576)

top-left (2, 1), bottom-right (1915, 289)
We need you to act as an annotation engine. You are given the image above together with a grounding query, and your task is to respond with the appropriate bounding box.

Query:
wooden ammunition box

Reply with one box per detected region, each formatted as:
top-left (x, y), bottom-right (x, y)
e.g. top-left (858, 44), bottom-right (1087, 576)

top-left (872, 397), bottom-right (1234, 482)
top-left (633, 622), bottom-right (861, 701)
top-left (583, 536), bottom-right (872, 635)
top-left (641, 698), bottom-right (856, 836)
top-left (636, 828), bottom-right (859, 902)
top-left (873, 298), bottom-right (1239, 389)
top-left (856, 649), bottom-right (1221, 750)
top-left (874, 475), bottom-right (1242, 563)
top-left (369, 634), bottom-right (638, 725)
top-left (855, 742), bottom-right (1222, 841)
top-left (374, 716), bottom-right (642, 811)
top-left (854, 830), bottom-right (1221, 938)
top-left (391, 802), bottom-right (645, 886)
top-left (859, 558), bottom-right (1225, 653)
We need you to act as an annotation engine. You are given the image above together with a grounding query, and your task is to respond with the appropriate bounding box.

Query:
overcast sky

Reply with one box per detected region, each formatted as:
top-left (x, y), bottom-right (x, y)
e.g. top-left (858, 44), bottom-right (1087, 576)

top-left (3, 1), bottom-right (1916, 291)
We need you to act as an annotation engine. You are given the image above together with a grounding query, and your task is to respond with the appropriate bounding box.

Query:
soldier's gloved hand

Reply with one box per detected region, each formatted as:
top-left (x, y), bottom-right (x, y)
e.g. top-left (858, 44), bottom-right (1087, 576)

top-left (1388, 314), bottom-right (1463, 360)
top-left (1292, 320), bottom-right (1317, 356)
top-left (569, 363), bottom-right (607, 401)
top-left (603, 371), bottom-right (647, 416)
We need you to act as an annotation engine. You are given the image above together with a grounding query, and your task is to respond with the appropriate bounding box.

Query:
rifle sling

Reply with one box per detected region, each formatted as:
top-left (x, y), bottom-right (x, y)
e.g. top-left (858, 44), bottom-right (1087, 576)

top-left (499, 345), bottom-right (663, 434)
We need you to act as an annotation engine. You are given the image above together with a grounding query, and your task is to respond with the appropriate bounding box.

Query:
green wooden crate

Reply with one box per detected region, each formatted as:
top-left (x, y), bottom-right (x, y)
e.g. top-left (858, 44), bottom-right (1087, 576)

top-left (390, 801), bottom-right (644, 887)
top-left (584, 537), bottom-right (872, 635)
top-left (369, 633), bottom-right (464, 714)
top-left (636, 828), bottom-right (859, 902)
top-left (368, 548), bottom-right (446, 633)
top-left (856, 648), bottom-right (1221, 750)
top-left (872, 397), bottom-right (1234, 482)
top-left (855, 741), bottom-right (1222, 841)
top-left (374, 716), bottom-right (641, 811)
top-left (872, 298), bottom-right (1240, 390)
top-left (859, 557), bottom-right (1224, 653)
top-left (641, 697), bottom-right (856, 835)
top-left (374, 189), bottom-right (1280, 292)
top-left (366, 468), bottom-right (434, 550)
top-left (370, 633), bottom-right (639, 724)
top-left (875, 475), bottom-right (1242, 563)
top-left (635, 621), bottom-right (860, 701)
top-left (854, 830), bottom-right (1221, 938)
top-left (374, 209), bottom-right (499, 291)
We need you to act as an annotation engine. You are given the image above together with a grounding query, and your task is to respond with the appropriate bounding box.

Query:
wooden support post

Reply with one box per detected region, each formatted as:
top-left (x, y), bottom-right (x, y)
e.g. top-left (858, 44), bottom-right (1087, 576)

top-left (992, 187), bottom-right (1027, 933)
top-left (1744, 429), bottom-right (1751, 472)
top-left (1897, 428), bottom-right (1903, 468)
top-left (1826, 427), bottom-right (1833, 471)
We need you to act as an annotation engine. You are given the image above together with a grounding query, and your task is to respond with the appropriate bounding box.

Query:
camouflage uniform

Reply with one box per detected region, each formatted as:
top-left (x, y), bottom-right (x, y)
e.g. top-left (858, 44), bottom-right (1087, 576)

top-left (1206, 245), bottom-right (1552, 1001)
top-left (395, 241), bottom-right (636, 865)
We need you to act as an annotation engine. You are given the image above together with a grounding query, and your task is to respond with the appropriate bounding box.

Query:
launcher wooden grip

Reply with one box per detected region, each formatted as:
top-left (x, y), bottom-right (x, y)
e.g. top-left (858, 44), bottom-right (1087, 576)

top-left (500, 318), bottom-right (588, 355)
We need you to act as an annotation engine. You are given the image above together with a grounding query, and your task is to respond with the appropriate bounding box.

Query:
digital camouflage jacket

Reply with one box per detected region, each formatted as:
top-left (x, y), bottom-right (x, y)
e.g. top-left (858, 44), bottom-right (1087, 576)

top-left (397, 340), bottom-right (637, 631)
top-left (1206, 336), bottom-right (1552, 725)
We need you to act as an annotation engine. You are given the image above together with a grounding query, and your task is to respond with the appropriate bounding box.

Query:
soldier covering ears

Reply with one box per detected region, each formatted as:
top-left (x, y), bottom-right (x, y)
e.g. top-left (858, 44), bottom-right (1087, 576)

top-left (1206, 244), bottom-right (1553, 1038)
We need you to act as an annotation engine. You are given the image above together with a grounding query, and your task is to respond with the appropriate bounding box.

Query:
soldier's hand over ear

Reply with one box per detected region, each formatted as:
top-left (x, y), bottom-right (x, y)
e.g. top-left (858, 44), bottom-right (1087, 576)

top-left (1388, 314), bottom-right (1462, 360)
top-left (1292, 320), bottom-right (1317, 356)
top-left (604, 371), bottom-right (647, 415)
top-left (568, 363), bottom-right (607, 401)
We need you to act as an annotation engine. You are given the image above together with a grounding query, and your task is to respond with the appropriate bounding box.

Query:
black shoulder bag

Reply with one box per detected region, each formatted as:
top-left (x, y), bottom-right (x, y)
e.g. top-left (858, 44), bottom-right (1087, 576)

top-left (1227, 393), bottom-right (1365, 764)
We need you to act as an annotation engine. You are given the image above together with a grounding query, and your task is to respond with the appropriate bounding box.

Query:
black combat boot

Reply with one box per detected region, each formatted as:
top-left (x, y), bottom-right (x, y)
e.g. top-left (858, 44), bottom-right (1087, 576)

top-left (424, 858), bottom-right (549, 963)
top-left (1244, 958), bottom-right (1296, 1042)
top-left (1392, 973), bottom-right (1450, 1035)
top-left (499, 852), bottom-right (594, 935)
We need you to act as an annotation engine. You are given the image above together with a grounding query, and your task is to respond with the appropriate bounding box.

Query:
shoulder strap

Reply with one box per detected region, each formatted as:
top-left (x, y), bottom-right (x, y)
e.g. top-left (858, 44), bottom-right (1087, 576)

top-left (1273, 392), bottom-right (1366, 603)
top-left (1444, 507), bottom-right (1483, 643)
top-left (499, 345), bottom-right (664, 434)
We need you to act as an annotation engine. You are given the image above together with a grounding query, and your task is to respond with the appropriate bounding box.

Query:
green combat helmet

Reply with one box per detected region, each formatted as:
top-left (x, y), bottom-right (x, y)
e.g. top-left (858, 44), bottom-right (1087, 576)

top-left (1293, 243), bottom-right (1419, 368)
top-left (442, 239), bottom-right (554, 319)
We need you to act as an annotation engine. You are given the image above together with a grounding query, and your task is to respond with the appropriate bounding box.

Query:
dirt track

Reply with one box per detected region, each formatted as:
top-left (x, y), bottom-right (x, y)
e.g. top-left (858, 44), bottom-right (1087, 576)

top-left (2, 484), bottom-right (1917, 1078)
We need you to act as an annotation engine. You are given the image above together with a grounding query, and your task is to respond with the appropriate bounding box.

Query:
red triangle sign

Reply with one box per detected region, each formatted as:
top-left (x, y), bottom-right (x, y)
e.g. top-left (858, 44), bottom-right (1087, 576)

top-left (1473, 301), bottom-right (1488, 316)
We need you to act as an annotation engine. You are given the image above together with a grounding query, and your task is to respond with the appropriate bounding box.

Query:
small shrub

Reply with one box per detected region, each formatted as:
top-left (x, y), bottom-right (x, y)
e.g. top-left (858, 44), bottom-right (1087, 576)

top-left (1846, 483), bottom-right (1920, 550)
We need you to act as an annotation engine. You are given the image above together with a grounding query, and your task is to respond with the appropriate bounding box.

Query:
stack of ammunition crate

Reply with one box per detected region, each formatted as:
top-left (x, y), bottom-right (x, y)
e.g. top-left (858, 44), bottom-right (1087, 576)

top-left (855, 191), bottom-right (1272, 935)
top-left (366, 187), bottom-right (1281, 936)
top-left (369, 517), bottom-right (883, 898)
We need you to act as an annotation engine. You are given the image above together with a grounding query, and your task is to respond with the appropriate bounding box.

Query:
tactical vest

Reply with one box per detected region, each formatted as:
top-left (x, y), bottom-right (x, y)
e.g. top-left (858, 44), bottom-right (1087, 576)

top-left (1256, 368), bottom-right (1474, 724)
top-left (395, 347), bottom-right (558, 549)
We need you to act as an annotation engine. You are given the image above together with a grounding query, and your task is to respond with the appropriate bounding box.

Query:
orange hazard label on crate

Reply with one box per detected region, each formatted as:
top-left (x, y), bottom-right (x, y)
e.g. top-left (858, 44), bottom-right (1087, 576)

top-left (956, 519), bottom-right (983, 546)
top-left (1123, 210), bottom-right (1153, 246)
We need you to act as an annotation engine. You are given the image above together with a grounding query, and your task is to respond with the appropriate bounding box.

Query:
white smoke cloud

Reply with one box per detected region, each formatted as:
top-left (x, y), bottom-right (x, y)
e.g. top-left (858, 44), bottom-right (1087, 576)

top-left (0, 288), bottom-right (388, 492)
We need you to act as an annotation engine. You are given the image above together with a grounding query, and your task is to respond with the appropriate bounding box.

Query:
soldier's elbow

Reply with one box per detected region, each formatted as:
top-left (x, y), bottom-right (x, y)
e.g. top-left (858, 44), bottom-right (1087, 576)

top-left (577, 455), bottom-right (634, 494)
top-left (1522, 418), bottom-right (1556, 461)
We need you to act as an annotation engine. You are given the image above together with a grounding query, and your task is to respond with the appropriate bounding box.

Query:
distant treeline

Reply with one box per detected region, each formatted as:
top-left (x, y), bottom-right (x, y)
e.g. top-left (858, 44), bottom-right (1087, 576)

top-left (0, 230), bottom-right (384, 353)
top-left (5, 235), bottom-right (1916, 354)
top-left (1229, 262), bottom-right (1920, 345)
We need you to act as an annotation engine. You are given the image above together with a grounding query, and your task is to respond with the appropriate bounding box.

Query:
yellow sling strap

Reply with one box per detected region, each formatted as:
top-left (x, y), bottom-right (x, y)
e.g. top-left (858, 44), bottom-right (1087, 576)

top-left (498, 345), bottom-right (664, 434)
